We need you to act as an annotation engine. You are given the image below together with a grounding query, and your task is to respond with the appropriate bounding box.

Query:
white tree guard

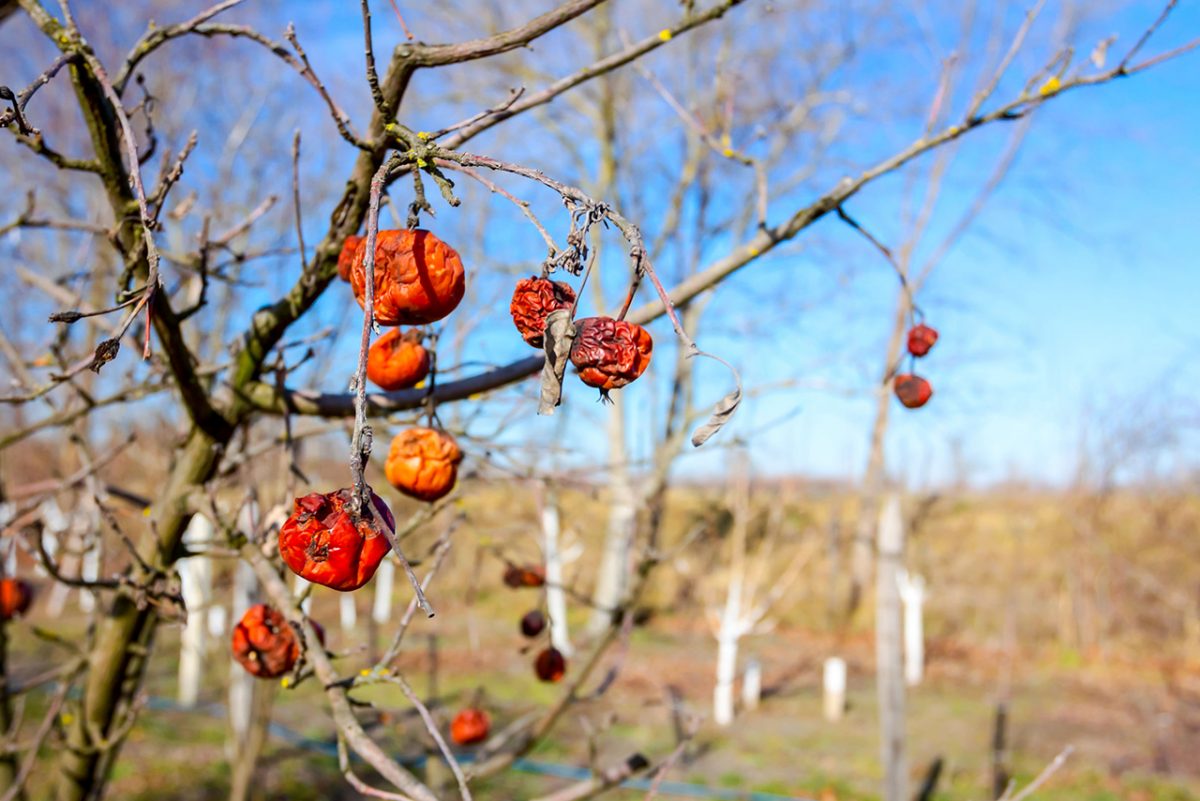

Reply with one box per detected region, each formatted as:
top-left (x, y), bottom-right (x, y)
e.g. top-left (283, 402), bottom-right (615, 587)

top-left (876, 494), bottom-right (907, 801)
top-left (742, 659), bottom-right (762, 711)
top-left (339, 593), bottom-right (358, 632)
top-left (897, 569), bottom-right (926, 687)
top-left (541, 488), bottom-right (572, 656)
top-left (372, 558), bottom-right (395, 624)
top-left (178, 514), bottom-right (214, 708)
top-left (823, 656), bottom-right (847, 722)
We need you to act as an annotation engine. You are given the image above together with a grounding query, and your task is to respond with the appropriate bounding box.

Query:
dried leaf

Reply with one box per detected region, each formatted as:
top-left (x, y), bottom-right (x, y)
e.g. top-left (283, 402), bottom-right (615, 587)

top-left (690, 351), bottom-right (743, 447)
top-left (691, 385), bottom-right (741, 447)
top-left (537, 309), bottom-right (576, 415)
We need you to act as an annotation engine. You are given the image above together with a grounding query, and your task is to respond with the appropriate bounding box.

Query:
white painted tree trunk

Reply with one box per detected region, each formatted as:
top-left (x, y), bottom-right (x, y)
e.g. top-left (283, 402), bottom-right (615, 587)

top-left (588, 394), bottom-right (636, 636)
top-left (742, 659), bottom-right (762, 711)
top-left (178, 514), bottom-right (214, 708)
top-left (40, 499), bottom-right (71, 614)
top-left (228, 559), bottom-right (258, 755)
top-left (541, 487), bottom-right (572, 656)
top-left (228, 500), bottom-right (260, 756)
top-left (823, 657), bottom-right (847, 721)
top-left (713, 571), bottom-right (743, 727)
top-left (372, 558), bottom-right (395, 624)
top-left (339, 593), bottom-right (358, 632)
top-left (876, 494), bottom-right (907, 801)
top-left (898, 570), bottom-right (926, 687)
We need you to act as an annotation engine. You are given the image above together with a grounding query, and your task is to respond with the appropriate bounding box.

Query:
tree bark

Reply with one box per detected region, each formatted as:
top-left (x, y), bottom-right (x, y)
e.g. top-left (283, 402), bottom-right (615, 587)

top-left (876, 494), bottom-right (907, 801)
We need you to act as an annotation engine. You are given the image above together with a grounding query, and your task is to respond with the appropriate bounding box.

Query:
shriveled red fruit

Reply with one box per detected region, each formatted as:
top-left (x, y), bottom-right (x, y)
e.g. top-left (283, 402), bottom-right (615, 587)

top-left (534, 647), bottom-right (567, 682)
top-left (230, 604), bottom-right (324, 678)
top-left (510, 276), bottom-right (576, 348)
top-left (385, 428), bottom-right (463, 502)
top-left (906, 323), bottom-right (939, 357)
top-left (278, 489), bottom-right (394, 591)
top-left (0, 578), bottom-right (33, 620)
top-left (503, 564), bottom-right (545, 589)
top-left (337, 235), bottom-right (363, 282)
top-left (520, 610), bottom-right (546, 638)
top-left (893, 374), bottom-right (933, 409)
top-left (450, 708), bottom-right (491, 745)
top-left (349, 229), bottom-right (466, 326)
top-left (569, 317), bottom-right (653, 394)
top-left (367, 328), bottom-right (430, 391)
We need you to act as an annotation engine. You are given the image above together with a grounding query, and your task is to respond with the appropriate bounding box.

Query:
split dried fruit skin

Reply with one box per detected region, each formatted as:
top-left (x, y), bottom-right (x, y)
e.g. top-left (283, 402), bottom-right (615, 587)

top-left (0, 578), bottom-right (33, 620)
top-left (337, 235), bottom-right (363, 282)
top-left (278, 488), bottom-right (395, 591)
top-left (349, 229), bottom-right (466, 326)
top-left (520, 609), bottom-right (546, 638)
top-left (894, 374), bottom-right (933, 409)
top-left (385, 427), bottom-right (463, 502)
top-left (510, 276), bottom-right (576, 348)
top-left (367, 329), bottom-right (430, 391)
top-left (230, 604), bottom-right (324, 678)
top-left (450, 708), bottom-right (491, 745)
top-left (534, 647), bottom-right (567, 683)
top-left (907, 324), bottom-right (939, 357)
top-left (569, 317), bottom-right (653, 393)
top-left (503, 564), bottom-right (546, 589)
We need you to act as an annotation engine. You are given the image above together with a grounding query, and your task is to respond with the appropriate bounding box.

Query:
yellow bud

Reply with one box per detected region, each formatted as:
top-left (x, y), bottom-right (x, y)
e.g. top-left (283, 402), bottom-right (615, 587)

top-left (280, 677), bottom-right (290, 688)
top-left (418, 131), bottom-right (431, 140)
top-left (360, 668), bottom-right (371, 676)
top-left (658, 29), bottom-right (672, 42)
top-left (1038, 76), bottom-right (1061, 96)
top-left (723, 148), bottom-right (735, 158)
top-left (62, 713), bottom-right (75, 725)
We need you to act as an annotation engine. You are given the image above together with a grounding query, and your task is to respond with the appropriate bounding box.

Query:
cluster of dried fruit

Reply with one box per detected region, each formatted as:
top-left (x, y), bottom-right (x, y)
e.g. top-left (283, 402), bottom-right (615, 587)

top-left (509, 275), bottom-right (653, 398)
top-left (894, 322), bottom-right (939, 410)
top-left (499, 562), bottom-right (567, 683)
top-left (340, 229), bottom-right (467, 501)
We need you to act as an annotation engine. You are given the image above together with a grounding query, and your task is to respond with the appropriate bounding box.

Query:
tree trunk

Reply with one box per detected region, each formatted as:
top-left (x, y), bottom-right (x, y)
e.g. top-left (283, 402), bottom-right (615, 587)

top-left (588, 393), bottom-right (635, 636)
top-left (876, 494), bottom-right (907, 801)
top-left (541, 486), bottom-right (572, 656)
top-left (56, 428), bottom-right (223, 801)
top-left (848, 295), bottom-right (909, 621)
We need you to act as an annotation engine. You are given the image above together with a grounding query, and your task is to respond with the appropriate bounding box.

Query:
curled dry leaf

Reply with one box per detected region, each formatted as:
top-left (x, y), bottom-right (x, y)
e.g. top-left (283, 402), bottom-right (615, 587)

top-left (537, 308), bottom-right (576, 415)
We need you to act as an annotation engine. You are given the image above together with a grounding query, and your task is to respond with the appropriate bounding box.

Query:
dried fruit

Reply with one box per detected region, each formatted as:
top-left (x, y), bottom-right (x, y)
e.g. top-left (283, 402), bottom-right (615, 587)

top-left (0, 578), bottom-right (33, 620)
top-left (450, 708), bottom-right (491, 745)
top-left (367, 329), bottom-right (430, 391)
top-left (534, 647), bottom-right (567, 683)
top-left (385, 427), bottom-right (463, 502)
top-left (278, 489), bottom-right (394, 591)
top-left (520, 609), bottom-right (546, 638)
top-left (349, 229), bottom-right (466, 326)
top-left (231, 604), bottom-right (324, 679)
top-left (893, 374), bottom-right (933, 409)
top-left (906, 323), bottom-right (939, 357)
top-left (503, 564), bottom-right (545, 589)
top-left (510, 276), bottom-right (576, 348)
top-left (337, 235), bottom-right (363, 282)
top-left (569, 317), bottom-right (652, 395)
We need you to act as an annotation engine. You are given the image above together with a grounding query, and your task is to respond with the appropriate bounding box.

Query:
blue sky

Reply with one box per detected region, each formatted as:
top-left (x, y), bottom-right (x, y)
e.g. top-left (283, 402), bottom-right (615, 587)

top-left (3, 1), bottom-right (1197, 489)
